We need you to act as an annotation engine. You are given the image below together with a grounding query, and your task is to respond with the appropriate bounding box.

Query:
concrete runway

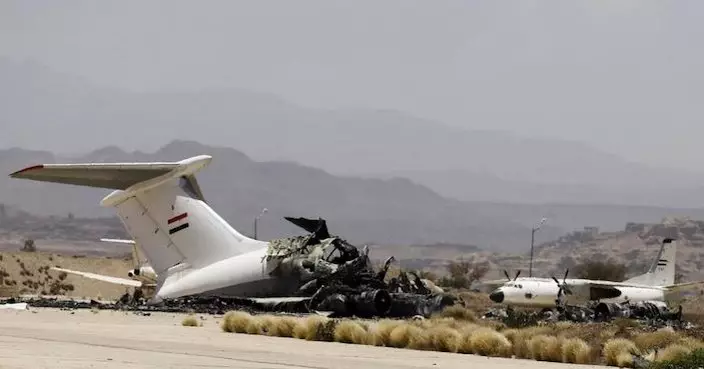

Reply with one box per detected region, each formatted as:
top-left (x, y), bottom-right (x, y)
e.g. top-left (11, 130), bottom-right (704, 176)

top-left (0, 308), bottom-right (604, 369)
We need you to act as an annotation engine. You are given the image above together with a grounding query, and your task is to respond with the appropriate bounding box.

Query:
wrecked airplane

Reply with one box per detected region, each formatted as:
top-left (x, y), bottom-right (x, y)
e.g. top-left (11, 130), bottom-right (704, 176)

top-left (52, 215), bottom-right (455, 318)
top-left (10, 155), bottom-right (455, 319)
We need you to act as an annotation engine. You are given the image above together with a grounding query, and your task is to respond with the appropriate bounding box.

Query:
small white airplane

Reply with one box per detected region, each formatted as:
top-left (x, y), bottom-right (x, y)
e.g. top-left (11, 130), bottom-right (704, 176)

top-left (486, 238), bottom-right (704, 309)
top-left (9, 155), bottom-right (390, 312)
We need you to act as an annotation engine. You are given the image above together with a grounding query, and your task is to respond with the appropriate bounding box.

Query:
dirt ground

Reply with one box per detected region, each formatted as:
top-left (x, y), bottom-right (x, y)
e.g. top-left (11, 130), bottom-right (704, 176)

top-left (0, 250), bottom-right (133, 300)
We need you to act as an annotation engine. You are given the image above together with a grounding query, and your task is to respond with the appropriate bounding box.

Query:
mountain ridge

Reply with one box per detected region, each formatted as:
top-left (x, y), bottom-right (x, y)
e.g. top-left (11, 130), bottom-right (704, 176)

top-left (1, 140), bottom-right (546, 251)
top-left (6, 141), bottom-right (704, 254)
top-left (4, 58), bottom-right (704, 207)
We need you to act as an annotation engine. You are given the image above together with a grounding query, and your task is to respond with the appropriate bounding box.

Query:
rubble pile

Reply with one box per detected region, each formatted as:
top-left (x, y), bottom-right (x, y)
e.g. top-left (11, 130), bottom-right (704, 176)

top-left (257, 216), bottom-right (456, 318)
top-left (483, 300), bottom-right (694, 331)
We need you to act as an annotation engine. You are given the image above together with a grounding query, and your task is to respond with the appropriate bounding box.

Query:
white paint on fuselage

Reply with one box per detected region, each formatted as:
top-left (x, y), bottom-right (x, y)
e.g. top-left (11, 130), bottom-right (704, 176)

top-left (155, 246), bottom-right (279, 300)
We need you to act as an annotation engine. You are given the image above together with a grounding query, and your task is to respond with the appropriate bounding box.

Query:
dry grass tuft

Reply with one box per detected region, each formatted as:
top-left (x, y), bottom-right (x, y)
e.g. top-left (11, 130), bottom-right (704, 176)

top-left (528, 334), bottom-right (562, 362)
top-left (633, 328), bottom-right (681, 352)
top-left (426, 317), bottom-right (465, 330)
top-left (368, 319), bottom-right (403, 346)
top-left (427, 326), bottom-right (462, 353)
top-left (292, 315), bottom-right (330, 341)
top-left (388, 323), bottom-right (425, 348)
top-left (457, 291), bottom-right (493, 312)
top-left (655, 343), bottom-right (692, 362)
top-left (615, 351), bottom-right (634, 367)
top-left (244, 316), bottom-right (264, 334)
top-left (181, 315), bottom-right (200, 327)
top-left (334, 320), bottom-right (369, 344)
top-left (510, 326), bottom-right (554, 359)
top-left (221, 311), bottom-right (255, 333)
top-left (434, 305), bottom-right (477, 322)
top-left (676, 336), bottom-right (704, 351)
top-left (263, 316), bottom-right (298, 337)
top-left (603, 338), bottom-right (640, 366)
top-left (463, 327), bottom-right (512, 357)
top-left (561, 337), bottom-right (592, 364)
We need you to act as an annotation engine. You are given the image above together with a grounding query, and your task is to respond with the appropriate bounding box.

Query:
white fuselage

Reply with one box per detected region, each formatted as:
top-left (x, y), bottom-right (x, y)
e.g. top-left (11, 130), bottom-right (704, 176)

top-left (153, 246), bottom-right (292, 301)
top-left (489, 278), bottom-right (666, 308)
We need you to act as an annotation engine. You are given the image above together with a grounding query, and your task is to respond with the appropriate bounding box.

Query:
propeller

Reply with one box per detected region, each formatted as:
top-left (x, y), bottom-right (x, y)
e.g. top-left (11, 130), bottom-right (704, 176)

top-left (503, 270), bottom-right (521, 281)
top-left (551, 269), bottom-right (572, 305)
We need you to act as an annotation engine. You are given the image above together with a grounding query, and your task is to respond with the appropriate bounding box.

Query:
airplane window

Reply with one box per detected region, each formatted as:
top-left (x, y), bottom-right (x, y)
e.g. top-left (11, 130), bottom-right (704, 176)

top-left (518, 284), bottom-right (523, 288)
top-left (525, 293), bottom-right (533, 299)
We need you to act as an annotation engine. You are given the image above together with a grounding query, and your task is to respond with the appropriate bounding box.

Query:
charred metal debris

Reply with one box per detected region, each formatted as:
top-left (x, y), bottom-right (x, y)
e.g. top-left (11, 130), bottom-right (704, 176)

top-left (483, 300), bottom-right (692, 330)
top-left (257, 216), bottom-right (456, 318)
top-left (13, 217), bottom-right (457, 318)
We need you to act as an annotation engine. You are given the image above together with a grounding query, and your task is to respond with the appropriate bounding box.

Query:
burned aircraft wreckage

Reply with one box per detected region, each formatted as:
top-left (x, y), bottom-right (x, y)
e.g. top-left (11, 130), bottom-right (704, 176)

top-left (26, 217), bottom-right (456, 318)
top-left (16, 217), bottom-right (693, 327)
top-left (484, 298), bottom-right (689, 330)
top-left (259, 217), bottom-right (454, 318)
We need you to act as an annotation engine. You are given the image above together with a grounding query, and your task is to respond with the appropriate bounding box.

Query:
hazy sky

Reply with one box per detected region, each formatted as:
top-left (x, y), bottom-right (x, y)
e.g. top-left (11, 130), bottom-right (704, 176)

top-left (1, 0), bottom-right (702, 169)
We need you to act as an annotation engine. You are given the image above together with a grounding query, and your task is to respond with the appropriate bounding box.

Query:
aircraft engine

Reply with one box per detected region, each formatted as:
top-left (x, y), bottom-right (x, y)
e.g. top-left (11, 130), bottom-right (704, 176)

top-left (594, 302), bottom-right (630, 321)
top-left (350, 289), bottom-right (392, 318)
top-left (629, 300), bottom-right (669, 319)
top-left (127, 267), bottom-right (157, 282)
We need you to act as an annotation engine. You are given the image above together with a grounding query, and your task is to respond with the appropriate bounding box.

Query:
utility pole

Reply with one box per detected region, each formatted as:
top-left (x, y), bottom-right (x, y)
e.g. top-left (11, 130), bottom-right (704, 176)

top-left (529, 217), bottom-right (548, 278)
top-left (253, 207), bottom-right (268, 240)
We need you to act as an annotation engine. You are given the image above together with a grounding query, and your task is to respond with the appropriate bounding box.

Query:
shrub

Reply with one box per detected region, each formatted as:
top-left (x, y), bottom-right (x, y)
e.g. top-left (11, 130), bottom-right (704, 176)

top-left (648, 348), bottom-right (704, 369)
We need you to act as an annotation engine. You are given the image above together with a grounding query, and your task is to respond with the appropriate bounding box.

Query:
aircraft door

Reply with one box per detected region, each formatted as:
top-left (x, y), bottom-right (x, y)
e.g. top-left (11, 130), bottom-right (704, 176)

top-left (523, 281), bottom-right (535, 301)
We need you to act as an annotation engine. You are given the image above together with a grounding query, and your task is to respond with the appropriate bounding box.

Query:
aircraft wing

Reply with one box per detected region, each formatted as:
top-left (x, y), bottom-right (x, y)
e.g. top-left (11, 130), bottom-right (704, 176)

top-left (559, 279), bottom-right (622, 301)
top-left (100, 238), bottom-right (136, 245)
top-left (663, 280), bottom-right (704, 292)
top-left (51, 267), bottom-right (142, 287)
top-left (474, 279), bottom-right (509, 288)
top-left (562, 279), bottom-right (704, 301)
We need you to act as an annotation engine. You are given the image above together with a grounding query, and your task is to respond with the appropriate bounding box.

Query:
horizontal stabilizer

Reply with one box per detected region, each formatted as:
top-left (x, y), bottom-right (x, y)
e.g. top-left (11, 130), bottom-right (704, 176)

top-left (51, 267), bottom-right (142, 287)
top-left (9, 156), bottom-right (211, 200)
top-left (9, 161), bottom-right (180, 190)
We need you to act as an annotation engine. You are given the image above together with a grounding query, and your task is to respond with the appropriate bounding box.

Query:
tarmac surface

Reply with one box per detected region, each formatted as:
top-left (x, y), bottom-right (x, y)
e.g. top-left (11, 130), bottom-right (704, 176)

top-left (0, 308), bottom-right (605, 369)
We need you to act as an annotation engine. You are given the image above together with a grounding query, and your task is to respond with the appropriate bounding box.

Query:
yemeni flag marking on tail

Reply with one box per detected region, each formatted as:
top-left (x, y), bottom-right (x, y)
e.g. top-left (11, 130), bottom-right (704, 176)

top-left (168, 212), bottom-right (189, 235)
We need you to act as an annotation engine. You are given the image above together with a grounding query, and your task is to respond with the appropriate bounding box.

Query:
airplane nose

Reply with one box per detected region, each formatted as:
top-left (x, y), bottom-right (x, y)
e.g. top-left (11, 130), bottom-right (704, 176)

top-left (489, 290), bottom-right (504, 303)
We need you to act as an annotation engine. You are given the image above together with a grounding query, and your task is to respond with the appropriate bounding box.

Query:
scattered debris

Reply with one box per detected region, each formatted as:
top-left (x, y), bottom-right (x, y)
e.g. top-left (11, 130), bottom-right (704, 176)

top-left (483, 300), bottom-right (693, 331)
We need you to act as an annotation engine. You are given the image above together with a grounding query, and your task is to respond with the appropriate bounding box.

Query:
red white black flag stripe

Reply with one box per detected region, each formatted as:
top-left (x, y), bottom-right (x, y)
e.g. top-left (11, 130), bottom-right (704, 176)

top-left (168, 212), bottom-right (189, 235)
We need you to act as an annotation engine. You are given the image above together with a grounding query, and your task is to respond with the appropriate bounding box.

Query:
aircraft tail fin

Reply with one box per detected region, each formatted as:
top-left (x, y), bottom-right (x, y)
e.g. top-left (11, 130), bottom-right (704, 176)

top-left (623, 238), bottom-right (676, 286)
top-left (10, 155), bottom-right (267, 273)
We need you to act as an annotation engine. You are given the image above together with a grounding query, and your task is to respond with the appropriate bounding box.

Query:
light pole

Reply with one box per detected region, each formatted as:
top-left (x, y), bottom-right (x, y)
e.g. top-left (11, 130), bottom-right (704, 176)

top-left (253, 207), bottom-right (268, 240)
top-left (529, 217), bottom-right (548, 278)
